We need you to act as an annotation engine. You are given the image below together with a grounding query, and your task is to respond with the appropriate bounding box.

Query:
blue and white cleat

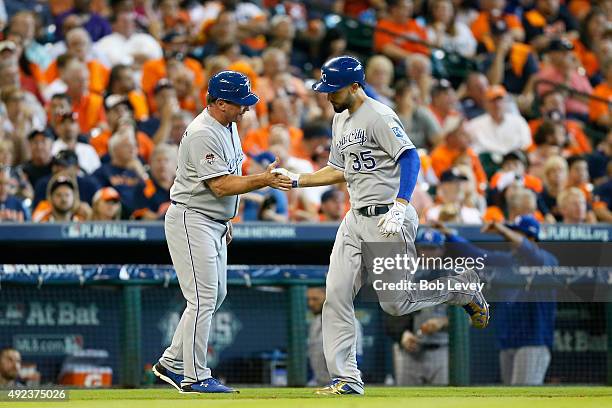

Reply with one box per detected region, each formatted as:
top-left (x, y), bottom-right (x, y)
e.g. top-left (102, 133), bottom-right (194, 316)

top-left (152, 362), bottom-right (183, 391)
top-left (315, 379), bottom-right (363, 395)
top-left (180, 378), bottom-right (239, 394)
top-left (463, 290), bottom-right (490, 329)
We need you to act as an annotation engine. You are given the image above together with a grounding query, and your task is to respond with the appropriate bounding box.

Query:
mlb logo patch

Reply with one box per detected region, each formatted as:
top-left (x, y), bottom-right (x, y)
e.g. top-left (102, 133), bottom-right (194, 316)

top-left (205, 153), bottom-right (215, 164)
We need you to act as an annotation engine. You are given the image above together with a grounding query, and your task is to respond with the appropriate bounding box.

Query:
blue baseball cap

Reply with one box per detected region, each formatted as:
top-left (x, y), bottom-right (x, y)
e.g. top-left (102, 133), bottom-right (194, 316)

top-left (208, 70), bottom-right (259, 106)
top-left (505, 215), bottom-right (540, 240)
top-left (417, 229), bottom-right (446, 247)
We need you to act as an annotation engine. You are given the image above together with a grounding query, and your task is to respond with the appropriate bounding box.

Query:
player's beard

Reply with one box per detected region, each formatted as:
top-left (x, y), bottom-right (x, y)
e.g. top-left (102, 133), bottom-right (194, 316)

top-left (331, 93), bottom-right (354, 113)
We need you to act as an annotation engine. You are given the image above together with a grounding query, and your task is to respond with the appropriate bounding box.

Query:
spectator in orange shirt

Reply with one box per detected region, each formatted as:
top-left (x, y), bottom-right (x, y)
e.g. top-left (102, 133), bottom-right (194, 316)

top-left (45, 28), bottom-right (110, 95)
top-left (168, 63), bottom-right (203, 116)
top-left (430, 115), bottom-right (488, 192)
top-left (33, 175), bottom-right (86, 223)
top-left (90, 95), bottom-right (155, 163)
top-left (490, 151), bottom-right (544, 197)
top-left (64, 59), bottom-right (106, 133)
top-left (589, 58), bottom-right (612, 128)
top-left (141, 31), bottom-right (204, 106)
top-left (257, 47), bottom-right (307, 104)
top-left (529, 89), bottom-right (592, 155)
top-left (243, 95), bottom-right (307, 160)
top-left (573, 9), bottom-right (608, 80)
top-left (158, 0), bottom-right (191, 38)
top-left (567, 155), bottom-right (593, 203)
top-left (470, 0), bottom-right (525, 47)
top-left (107, 64), bottom-right (149, 121)
top-left (374, 0), bottom-right (429, 61)
top-left (522, 0), bottom-right (579, 53)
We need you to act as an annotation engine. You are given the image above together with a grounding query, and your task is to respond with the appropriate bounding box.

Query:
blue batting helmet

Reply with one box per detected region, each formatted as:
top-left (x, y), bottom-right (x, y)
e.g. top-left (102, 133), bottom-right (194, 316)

top-left (207, 70), bottom-right (259, 106)
top-left (416, 229), bottom-right (446, 247)
top-left (312, 56), bottom-right (365, 93)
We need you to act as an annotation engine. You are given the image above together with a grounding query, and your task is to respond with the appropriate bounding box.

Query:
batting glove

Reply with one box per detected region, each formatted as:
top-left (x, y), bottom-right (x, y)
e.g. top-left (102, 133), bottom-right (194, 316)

top-left (271, 168), bottom-right (300, 188)
top-left (377, 200), bottom-right (407, 237)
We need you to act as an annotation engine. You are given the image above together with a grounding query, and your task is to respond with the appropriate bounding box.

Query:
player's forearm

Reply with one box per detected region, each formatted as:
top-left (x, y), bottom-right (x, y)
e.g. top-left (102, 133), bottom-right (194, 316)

top-left (206, 174), bottom-right (270, 197)
top-left (298, 166), bottom-right (345, 187)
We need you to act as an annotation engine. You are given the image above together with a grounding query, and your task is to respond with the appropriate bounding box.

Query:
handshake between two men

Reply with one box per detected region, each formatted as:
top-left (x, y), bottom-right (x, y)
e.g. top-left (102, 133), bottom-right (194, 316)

top-left (261, 158), bottom-right (410, 238)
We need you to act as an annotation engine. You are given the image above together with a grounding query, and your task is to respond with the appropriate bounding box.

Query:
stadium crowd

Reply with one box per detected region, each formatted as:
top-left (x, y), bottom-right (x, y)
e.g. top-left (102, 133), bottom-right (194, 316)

top-left (0, 0), bottom-right (610, 224)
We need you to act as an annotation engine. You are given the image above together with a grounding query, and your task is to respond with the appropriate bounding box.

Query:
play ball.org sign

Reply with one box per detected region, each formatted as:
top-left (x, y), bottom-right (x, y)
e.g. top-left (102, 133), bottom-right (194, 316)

top-left (14, 334), bottom-right (84, 356)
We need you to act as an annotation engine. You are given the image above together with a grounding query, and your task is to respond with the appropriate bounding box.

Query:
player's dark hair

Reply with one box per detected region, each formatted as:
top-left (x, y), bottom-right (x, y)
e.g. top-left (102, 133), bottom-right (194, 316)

top-left (207, 94), bottom-right (219, 105)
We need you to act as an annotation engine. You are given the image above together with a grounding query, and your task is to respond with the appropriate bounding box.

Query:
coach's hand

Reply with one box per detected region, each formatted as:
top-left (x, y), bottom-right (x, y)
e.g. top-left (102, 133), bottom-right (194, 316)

top-left (271, 168), bottom-right (300, 188)
top-left (265, 159), bottom-right (293, 191)
top-left (377, 200), bottom-right (407, 237)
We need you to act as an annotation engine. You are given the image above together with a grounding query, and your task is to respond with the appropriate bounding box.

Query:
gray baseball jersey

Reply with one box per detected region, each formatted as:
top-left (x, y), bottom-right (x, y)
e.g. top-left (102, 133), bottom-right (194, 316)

top-left (328, 97), bottom-right (415, 209)
top-left (171, 109), bottom-right (244, 220)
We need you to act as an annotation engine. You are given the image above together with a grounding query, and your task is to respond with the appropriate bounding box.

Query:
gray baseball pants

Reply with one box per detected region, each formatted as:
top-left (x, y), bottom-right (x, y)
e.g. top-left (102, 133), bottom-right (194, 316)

top-left (323, 206), bottom-right (478, 393)
top-left (159, 203), bottom-right (228, 387)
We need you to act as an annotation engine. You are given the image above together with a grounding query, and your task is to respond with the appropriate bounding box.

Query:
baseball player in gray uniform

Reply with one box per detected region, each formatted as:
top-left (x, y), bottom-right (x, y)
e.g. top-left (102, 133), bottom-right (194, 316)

top-left (152, 71), bottom-right (292, 394)
top-left (273, 56), bottom-right (490, 395)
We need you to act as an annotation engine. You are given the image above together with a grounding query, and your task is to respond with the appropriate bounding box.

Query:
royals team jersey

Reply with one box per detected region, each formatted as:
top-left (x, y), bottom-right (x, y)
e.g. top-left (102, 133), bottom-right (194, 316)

top-left (170, 109), bottom-right (244, 220)
top-left (328, 97), bottom-right (415, 209)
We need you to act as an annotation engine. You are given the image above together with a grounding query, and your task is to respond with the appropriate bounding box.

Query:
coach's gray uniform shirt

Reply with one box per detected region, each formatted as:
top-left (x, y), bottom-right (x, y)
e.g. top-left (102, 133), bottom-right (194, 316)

top-left (328, 97), bottom-right (415, 209)
top-left (171, 108), bottom-right (244, 220)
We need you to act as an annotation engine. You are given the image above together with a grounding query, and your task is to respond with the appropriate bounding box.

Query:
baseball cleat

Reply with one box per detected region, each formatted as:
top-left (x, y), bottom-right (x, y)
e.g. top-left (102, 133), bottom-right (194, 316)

top-left (463, 290), bottom-right (490, 329)
top-left (315, 379), bottom-right (363, 395)
top-left (152, 362), bottom-right (183, 391)
top-left (180, 378), bottom-right (239, 394)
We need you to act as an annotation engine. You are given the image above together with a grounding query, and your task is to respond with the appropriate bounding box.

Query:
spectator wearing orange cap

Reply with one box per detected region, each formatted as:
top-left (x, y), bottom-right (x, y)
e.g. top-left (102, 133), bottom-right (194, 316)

top-left (63, 59), bottom-right (107, 133)
top-left (523, 0), bottom-right (579, 53)
top-left (374, 0), bottom-right (429, 60)
top-left (536, 39), bottom-right (593, 122)
top-left (107, 64), bottom-right (149, 121)
top-left (90, 95), bottom-right (155, 163)
top-left (589, 58), bottom-right (612, 129)
top-left (470, 0), bottom-right (525, 48)
top-left (430, 116), bottom-right (487, 193)
top-left (529, 89), bottom-right (592, 156)
top-left (90, 187), bottom-right (122, 221)
top-left (467, 85), bottom-right (531, 155)
top-left (481, 19), bottom-right (539, 97)
top-left (131, 144), bottom-right (176, 220)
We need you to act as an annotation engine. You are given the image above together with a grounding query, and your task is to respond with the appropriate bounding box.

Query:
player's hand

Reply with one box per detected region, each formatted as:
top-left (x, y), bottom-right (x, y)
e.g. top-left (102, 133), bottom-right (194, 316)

top-left (264, 158), bottom-right (293, 191)
top-left (420, 317), bottom-right (448, 335)
top-left (400, 330), bottom-right (419, 353)
top-left (377, 200), bottom-right (407, 237)
top-left (271, 168), bottom-right (300, 188)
